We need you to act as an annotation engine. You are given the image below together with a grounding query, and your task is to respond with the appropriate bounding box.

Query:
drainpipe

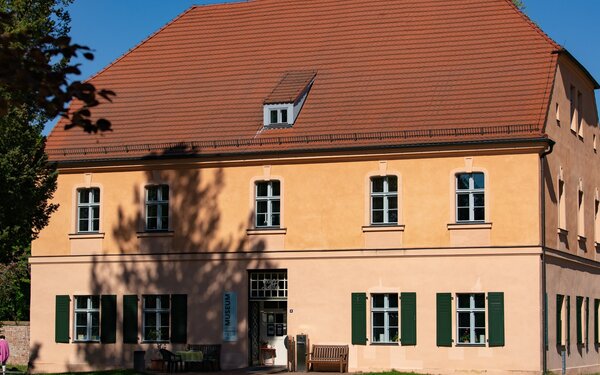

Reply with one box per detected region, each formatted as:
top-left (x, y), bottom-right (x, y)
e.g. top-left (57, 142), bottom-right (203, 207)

top-left (540, 139), bottom-right (555, 374)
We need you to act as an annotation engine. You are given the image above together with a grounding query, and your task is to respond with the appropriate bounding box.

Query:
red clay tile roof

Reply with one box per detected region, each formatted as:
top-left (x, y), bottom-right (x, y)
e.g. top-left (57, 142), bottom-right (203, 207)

top-left (47, 0), bottom-right (563, 162)
top-left (264, 70), bottom-right (317, 104)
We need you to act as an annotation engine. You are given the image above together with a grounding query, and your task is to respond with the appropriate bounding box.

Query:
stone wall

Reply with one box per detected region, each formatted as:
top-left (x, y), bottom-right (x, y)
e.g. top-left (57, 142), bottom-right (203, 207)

top-left (0, 321), bottom-right (30, 366)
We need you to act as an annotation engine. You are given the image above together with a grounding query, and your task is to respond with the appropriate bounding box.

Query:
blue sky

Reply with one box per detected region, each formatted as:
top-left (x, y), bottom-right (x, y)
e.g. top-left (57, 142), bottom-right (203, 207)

top-left (47, 0), bottom-right (600, 133)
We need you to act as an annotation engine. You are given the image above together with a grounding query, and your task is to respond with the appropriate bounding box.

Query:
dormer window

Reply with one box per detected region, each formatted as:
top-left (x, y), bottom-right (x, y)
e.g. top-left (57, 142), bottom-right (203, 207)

top-left (263, 70), bottom-right (316, 128)
top-left (270, 107), bottom-right (289, 125)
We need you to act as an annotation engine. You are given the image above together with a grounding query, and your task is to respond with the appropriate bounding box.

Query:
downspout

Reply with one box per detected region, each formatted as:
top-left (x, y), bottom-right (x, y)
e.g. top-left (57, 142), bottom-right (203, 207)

top-left (540, 139), bottom-right (555, 374)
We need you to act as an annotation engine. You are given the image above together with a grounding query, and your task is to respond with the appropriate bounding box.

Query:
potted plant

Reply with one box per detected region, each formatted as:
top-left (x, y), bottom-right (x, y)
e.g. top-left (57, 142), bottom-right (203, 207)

top-left (147, 329), bottom-right (167, 371)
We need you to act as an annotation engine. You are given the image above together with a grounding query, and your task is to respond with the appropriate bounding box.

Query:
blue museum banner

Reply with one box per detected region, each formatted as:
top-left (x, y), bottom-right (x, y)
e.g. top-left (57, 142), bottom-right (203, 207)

top-left (223, 292), bottom-right (237, 341)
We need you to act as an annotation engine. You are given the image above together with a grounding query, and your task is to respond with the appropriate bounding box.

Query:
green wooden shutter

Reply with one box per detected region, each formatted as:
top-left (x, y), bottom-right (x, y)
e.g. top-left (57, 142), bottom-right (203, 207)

top-left (567, 296), bottom-right (571, 348)
top-left (351, 293), bottom-right (367, 345)
top-left (436, 293), bottom-right (452, 347)
top-left (100, 295), bottom-right (117, 343)
top-left (595, 299), bottom-right (600, 344)
top-left (123, 295), bottom-right (138, 344)
top-left (576, 296), bottom-right (583, 345)
top-left (400, 292), bottom-right (416, 346)
top-left (556, 294), bottom-right (564, 346)
top-left (55, 295), bottom-right (70, 343)
top-left (488, 292), bottom-right (505, 347)
top-left (171, 294), bottom-right (187, 343)
top-left (585, 297), bottom-right (589, 347)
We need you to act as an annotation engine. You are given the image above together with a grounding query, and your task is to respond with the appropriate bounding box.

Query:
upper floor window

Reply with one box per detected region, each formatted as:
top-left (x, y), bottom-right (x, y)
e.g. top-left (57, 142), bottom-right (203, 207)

top-left (372, 293), bottom-right (398, 343)
top-left (74, 295), bottom-right (100, 342)
top-left (255, 181), bottom-right (280, 228)
top-left (77, 188), bottom-right (100, 233)
top-left (143, 295), bottom-right (170, 342)
top-left (370, 176), bottom-right (398, 225)
top-left (456, 173), bottom-right (484, 223)
top-left (457, 293), bottom-right (485, 345)
top-left (558, 178), bottom-right (566, 231)
top-left (269, 107), bottom-right (289, 125)
top-left (146, 185), bottom-right (169, 231)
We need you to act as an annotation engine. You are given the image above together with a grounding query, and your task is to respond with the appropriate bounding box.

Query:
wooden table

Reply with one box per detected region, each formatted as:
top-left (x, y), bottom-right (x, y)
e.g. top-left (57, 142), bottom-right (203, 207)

top-left (176, 351), bottom-right (204, 371)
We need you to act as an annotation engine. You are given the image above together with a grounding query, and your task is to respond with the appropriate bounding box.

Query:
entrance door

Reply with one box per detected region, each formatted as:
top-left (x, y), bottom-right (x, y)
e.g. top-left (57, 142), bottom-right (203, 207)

top-left (259, 301), bottom-right (287, 366)
top-left (248, 270), bottom-right (288, 366)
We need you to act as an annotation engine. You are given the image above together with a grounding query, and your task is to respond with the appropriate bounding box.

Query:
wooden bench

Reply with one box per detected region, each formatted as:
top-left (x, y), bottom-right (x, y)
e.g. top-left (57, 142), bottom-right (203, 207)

top-left (306, 344), bottom-right (349, 373)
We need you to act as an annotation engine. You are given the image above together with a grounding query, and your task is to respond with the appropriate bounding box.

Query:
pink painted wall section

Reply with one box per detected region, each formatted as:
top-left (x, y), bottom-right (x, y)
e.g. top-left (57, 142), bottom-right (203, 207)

top-left (30, 249), bottom-right (542, 373)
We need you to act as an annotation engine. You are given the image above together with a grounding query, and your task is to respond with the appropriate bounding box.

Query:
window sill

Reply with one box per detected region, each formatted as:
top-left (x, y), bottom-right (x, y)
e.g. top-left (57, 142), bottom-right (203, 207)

top-left (246, 228), bottom-right (287, 235)
top-left (362, 225), bottom-right (405, 232)
top-left (137, 231), bottom-right (174, 238)
top-left (558, 228), bottom-right (568, 236)
top-left (73, 340), bottom-right (100, 344)
top-left (69, 233), bottom-right (105, 240)
top-left (370, 342), bottom-right (399, 346)
top-left (578, 235), bottom-right (587, 242)
top-left (447, 223), bottom-right (492, 230)
top-left (455, 343), bottom-right (486, 347)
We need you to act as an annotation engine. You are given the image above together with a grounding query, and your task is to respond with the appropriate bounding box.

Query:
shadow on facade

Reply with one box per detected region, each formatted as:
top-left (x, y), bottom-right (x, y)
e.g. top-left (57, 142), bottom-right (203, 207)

top-left (69, 149), bottom-right (274, 370)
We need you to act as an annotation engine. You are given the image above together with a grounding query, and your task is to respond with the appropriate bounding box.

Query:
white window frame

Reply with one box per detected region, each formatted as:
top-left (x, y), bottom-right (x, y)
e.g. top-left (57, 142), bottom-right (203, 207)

top-left (142, 295), bottom-right (170, 342)
top-left (73, 295), bottom-right (100, 342)
top-left (456, 293), bottom-right (486, 345)
top-left (371, 293), bottom-right (399, 344)
top-left (77, 188), bottom-right (100, 233)
top-left (263, 104), bottom-right (294, 126)
top-left (370, 176), bottom-right (398, 225)
top-left (255, 181), bottom-right (281, 228)
top-left (145, 185), bottom-right (169, 231)
top-left (455, 173), bottom-right (485, 223)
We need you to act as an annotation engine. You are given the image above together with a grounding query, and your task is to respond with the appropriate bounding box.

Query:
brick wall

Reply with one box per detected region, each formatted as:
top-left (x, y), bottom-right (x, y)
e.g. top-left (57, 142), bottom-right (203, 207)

top-left (0, 321), bottom-right (30, 366)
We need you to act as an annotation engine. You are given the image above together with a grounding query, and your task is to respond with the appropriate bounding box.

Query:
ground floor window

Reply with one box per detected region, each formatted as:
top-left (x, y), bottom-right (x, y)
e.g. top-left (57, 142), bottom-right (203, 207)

top-left (371, 293), bottom-right (398, 343)
top-left (457, 293), bottom-right (485, 344)
top-left (74, 295), bottom-right (100, 342)
top-left (143, 295), bottom-right (170, 342)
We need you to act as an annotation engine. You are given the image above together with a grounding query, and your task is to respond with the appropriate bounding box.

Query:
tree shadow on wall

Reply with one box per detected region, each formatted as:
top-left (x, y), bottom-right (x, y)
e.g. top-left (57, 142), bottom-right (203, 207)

top-left (72, 147), bottom-right (276, 371)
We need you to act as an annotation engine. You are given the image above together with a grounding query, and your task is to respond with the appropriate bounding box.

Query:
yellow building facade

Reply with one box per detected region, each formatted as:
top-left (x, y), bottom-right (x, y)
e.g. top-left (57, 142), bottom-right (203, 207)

top-left (30, 1), bottom-right (600, 373)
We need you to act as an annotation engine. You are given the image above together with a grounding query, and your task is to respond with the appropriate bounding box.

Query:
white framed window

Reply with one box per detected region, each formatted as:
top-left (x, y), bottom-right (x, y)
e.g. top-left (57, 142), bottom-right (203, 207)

top-left (558, 178), bottom-right (566, 230)
top-left (77, 188), bottom-right (100, 232)
top-left (578, 188), bottom-right (585, 238)
top-left (456, 173), bottom-right (485, 222)
top-left (145, 185), bottom-right (169, 231)
top-left (74, 296), bottom-right (100, 342)
top-left (249, 271), bottom-right (288, 300)
top-left (143, 295), bottom-right (170, 342)
top-left (270, 108), bottom-right (288, 124)
top-left (371, 293), bottom-right (399, 343)
top-left (255, 181), bottom-right (280, 228)
top-left (371, 176), bottom-right (398, 225)
top-left (456, 293), bottom-right (485, 344)
top-left (594, 196), bottom-right (600, 244)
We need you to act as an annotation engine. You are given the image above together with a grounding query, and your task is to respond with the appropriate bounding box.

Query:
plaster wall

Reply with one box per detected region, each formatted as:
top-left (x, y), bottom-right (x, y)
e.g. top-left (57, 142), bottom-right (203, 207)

top-left (545, 254), bottom-right (600, 374)
top-left (32, 151), bottom-right (541, 258)
top-left (30, 250), bottom-right (541, 374)
top-left (544, 56), bottom-right (600, 260)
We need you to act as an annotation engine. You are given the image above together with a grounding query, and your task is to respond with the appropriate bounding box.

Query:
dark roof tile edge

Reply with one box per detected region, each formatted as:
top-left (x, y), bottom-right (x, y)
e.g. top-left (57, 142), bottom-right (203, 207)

top-left (46, 124), bottom-right (542, 159)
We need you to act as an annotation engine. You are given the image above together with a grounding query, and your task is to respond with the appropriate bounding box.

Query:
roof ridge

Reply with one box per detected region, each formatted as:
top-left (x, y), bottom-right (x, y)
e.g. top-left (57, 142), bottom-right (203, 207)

top-left (500, 0), bottom-right (560, 50)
